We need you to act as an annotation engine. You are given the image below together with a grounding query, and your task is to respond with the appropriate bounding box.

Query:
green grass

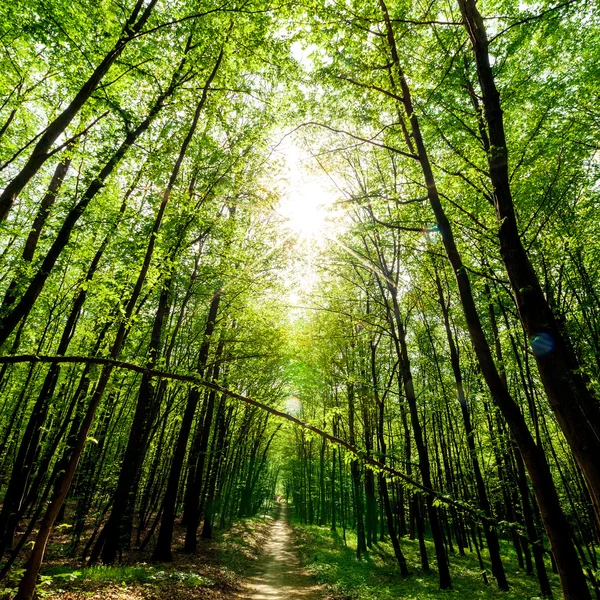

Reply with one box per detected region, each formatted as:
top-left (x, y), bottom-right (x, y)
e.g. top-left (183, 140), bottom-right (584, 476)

top-left (1, 563), bottom-right (212, 600)
top-left (292, 522), bottom-right (563, 600)
top-left (39, 563), bottom-right (212, 587)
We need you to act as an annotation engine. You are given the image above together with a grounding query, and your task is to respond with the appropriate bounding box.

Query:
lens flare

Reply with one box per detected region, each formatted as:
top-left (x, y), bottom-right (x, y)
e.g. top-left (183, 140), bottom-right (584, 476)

top-left (530, 332), bottom-right (555, 356)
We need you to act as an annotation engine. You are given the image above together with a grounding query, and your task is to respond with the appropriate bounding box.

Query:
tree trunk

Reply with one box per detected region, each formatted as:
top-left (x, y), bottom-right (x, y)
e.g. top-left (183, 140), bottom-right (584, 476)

top-left (0, 0), bottom-right (158, 222)
top-left (435, 271), bottom-right (509, 590)
top-left (184, 338), bottom-right (224, 552)
top-left (347, 382), bottom-right (367, 557)
top-left (371, 340), bottom-right (409, 576)
top-left (459, 0), bottom-right (600, 535)
top-left (92, 278), bottom-right (173, 564)
top-left (152, 290), bottom-right (221, 561)
top-left (1, 148), bottom-right (72, 315)
top-left (376, 0), bottom-right (589, 594)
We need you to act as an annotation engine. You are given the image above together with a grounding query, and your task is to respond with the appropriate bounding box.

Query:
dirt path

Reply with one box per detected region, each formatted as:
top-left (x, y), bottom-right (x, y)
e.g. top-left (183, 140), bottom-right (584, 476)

top-left (236, 504), bottom-right (324, 600)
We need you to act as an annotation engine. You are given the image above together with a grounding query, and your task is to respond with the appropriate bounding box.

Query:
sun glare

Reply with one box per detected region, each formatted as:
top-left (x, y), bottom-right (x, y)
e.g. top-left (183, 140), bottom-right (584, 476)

top-left (285, 396), bottom-right (302, 416)
top-left (270, 138), bottom-right (348, 310)
top-left (279, 180), bottom-right (331, 240)
top-left (275, 140), bottom-right (341, 244)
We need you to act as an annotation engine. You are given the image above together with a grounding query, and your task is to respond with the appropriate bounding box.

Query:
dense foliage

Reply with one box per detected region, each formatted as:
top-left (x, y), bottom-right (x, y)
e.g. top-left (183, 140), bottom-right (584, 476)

top-left (0, 0), bottom-right (599, 598)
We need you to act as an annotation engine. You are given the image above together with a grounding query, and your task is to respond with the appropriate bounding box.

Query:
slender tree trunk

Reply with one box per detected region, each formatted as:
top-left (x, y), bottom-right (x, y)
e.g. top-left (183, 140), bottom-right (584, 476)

top-left (152, 290), bottom-right (221, 561)
top-left (515, 445), bottom-right (553, 596)
top-left (0, 0), bottom-right (158, 222)
top-left (459, 0), bottom-right (600, 533)
top-left (376, 1), bottom-right (589, 595)
top-left (371, 341), bottom-right (409, 576)
top-left (319, 431), bottom-right (327, 526)
top-left (1, 148), bottom-right (72, 315)
top-left (434, 271), bottom-right (509, 590)
top-left (331, 441), bottom-right (337, 532)
top-left (201, 393), bottom-right (228, 540)
top-left (184, 338), bottom-right (225, 552)
top-left (347, 382), bottom-right (367, 557)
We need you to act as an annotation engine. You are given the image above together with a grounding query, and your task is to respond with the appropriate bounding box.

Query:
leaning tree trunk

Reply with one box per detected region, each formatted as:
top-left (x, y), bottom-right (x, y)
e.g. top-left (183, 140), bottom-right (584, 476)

top-left (152, 290), bottom-right (221, 562)
top-left (435, 271), bottom-right (509, 590)
top-left (91, 278), bottom-right (173, 564)
top-left (376, 1), bottom-right (590, 595)
top-left (0, 0), bottom-right (157, 222)
top-left (371, 340), bottom-right (409, 576)
top-left (0, 69), bottom-right (184, 347)
top-left (11, 44), bottom-right (217, 598)
top-left (458, 0), bottom-right (600, 534)
top-left (0, 148), bottom-right (72, 316)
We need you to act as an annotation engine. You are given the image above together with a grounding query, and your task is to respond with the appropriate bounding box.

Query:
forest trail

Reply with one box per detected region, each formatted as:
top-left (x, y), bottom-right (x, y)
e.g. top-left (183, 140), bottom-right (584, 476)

top-left (237, 504), bottom-right (324, 600)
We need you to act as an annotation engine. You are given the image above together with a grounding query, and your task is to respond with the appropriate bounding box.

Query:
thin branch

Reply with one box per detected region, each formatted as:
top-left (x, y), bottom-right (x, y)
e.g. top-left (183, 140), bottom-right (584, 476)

top-left (0, 353), bottom-right (499, 523)
top-left (289, 121), bottom-right (420, 161)
top-left (335, 74), bottom-right (404, 103)
top-left (490, 0), bottom-right (579, 42)
top-left (370, 213), bottom-right (427, 232)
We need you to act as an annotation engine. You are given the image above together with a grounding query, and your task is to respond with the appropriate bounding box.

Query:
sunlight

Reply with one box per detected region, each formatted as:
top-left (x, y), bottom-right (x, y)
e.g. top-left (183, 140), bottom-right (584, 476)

top-left (278, 180), bottom-right (331, 240)
top-left (285, 396), bottom-right (302, 416)
top-left (268, 138), bottom-right (345, 310)
top-left (275, 140), bottom-right (341, 246)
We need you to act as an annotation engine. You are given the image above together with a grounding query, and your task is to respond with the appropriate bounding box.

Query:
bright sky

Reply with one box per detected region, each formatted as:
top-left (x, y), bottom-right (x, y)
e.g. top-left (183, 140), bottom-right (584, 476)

top-left (276, 140), bottom-right (340, 244)
top-left (273, 137), bottom-right (344, 307)
top-left (278, 177), bottom-right (332, 241)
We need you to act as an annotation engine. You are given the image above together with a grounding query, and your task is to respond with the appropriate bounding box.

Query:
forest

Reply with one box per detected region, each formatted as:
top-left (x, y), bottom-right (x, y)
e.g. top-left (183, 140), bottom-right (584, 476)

top-left (0, 0), bottom-right (599, 598)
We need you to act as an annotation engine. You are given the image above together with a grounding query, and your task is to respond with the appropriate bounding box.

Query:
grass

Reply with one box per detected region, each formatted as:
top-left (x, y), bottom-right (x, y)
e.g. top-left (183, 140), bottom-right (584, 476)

top-left (41, 563), bottom-right (212, 586)
top-left (0, 564), bottom-right (213, 600)
top-left (291, 521), bottom-right (563, 600)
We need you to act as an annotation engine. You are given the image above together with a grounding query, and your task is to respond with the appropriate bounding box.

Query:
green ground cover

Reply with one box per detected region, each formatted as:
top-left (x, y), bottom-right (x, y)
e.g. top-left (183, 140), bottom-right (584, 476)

top-left (292, 522), bottom-right (561, 600)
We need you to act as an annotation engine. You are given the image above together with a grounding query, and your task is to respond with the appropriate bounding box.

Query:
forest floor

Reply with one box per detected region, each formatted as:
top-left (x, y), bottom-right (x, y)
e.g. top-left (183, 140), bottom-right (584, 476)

top-left (1, 507), bottom-right (564, 599)
top-left (1, 513), bottom-right (276, 600)
top-left (1, 503), bottom-right (329, 600)
top-left (292, 521), bottom-right (563, 600)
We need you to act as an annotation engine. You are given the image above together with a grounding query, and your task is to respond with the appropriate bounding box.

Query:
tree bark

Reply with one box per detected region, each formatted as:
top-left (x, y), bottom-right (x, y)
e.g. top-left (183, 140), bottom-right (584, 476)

top-left (435, 271), bottom-right (509, 590)
top-left (152, 290), bottom-right (221, 561)
top-left (459, 0), bottom-right (600, 533)
top-left (0, 76), bottom-right (180, 347)
top-left (375, 1), bottom-right (589, 594)
top-left (0, 0), bottom-right (158, 222)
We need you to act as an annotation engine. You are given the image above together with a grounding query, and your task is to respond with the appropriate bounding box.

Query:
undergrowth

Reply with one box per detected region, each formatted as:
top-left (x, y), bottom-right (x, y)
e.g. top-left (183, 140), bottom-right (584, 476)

top-left (0, 513), bottom-right (274, 600)
top-left (291, 519), bottom-right (565, 600)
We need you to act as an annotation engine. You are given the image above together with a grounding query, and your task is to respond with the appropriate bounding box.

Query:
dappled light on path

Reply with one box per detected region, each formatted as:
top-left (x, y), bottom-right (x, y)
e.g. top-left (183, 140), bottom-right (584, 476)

top-left (238, 504), bottom-right (323, 600)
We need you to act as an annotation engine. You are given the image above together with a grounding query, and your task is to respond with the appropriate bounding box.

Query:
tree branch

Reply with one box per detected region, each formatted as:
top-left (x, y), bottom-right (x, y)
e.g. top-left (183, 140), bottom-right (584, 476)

top-left (289, 122), bottom-right (419, 161)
